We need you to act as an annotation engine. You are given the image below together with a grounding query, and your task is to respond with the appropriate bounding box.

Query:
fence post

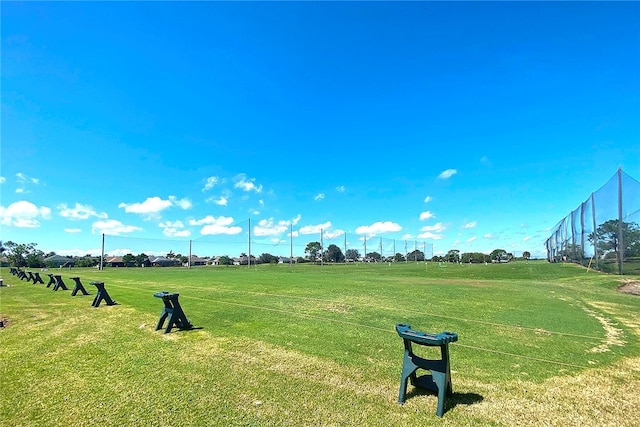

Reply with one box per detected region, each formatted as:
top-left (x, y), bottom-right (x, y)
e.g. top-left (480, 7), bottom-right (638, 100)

top-left (591, 193), bottom-right (598, 270)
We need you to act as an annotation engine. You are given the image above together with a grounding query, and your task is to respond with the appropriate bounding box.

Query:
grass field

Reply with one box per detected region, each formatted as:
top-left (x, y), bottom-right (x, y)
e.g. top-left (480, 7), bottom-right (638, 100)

top-left (1, 261), bottom-right (639, 426)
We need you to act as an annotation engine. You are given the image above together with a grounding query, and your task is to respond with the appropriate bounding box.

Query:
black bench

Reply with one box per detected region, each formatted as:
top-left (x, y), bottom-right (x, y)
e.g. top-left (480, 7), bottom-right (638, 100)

top-left (52, 275), bottom-right (69, 291)
top-left (70, 277), bottom-right (90, 296)
top-left (396, 323), bottom-right (458, 417)
top-left (32, 272), bottom-right (45, 284)
top-left (90, 282), bottom-right (116, 307)
top-left (46, 274), bottom-right (56, 288)
top-left (154, 291), bottom-right (192, 334)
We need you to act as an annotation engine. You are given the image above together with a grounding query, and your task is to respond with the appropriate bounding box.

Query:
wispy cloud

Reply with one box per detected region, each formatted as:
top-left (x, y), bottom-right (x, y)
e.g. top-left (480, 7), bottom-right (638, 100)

top-left (424, 196), bottom-right (433, 203)
top-left (158, 220), bottom-right (191, 237)
top-left (299, 221), bottom-right (332, 235)
top-left (92, 219), bottom-right (142, 236)
top-left (15, 172), bottom-right (40, 194)
top-left (466, 236), bottom-right (477, 243)
top-left (234, 173), bottom-right (262, 193)
top-left (419, 211), bottom-right (435, 221)
top-left (463, 221), bottom-right (477, 229)
top-left (64, 228), bottom-right (82, 233)
top-left (202, 176), bottom-right (221, 191)
top-left (314, 193), bottom-right (325, 201)
top-left (336, 185), bottom-right (346, 193)
top-left (438, 169), bottom-right (457, 179)
top-left (58, 203), bottom-right (108, 220)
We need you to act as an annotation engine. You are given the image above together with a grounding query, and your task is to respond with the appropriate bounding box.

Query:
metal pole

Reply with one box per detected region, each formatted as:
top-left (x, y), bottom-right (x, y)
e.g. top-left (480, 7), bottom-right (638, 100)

top-left (290, 223), bottom-right (293, 266)
top-left (100, 233), bottom-right (105, 271)
top-left (364, 235), bottom-right (367, 262)
top-left (320, 228), bottom-right (324, 266)
top-left (618, 167), bottom-right (624, 275)
top-left (248, 218), bottom-right (251, 268)
top-left (188, 239), bottom-right (192, 269)
top-left (591, 193), bottom-right (598, 270)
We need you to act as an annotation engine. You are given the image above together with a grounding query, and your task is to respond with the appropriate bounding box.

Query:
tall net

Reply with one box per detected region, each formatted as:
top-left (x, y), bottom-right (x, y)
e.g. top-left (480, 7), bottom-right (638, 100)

top-left (545, 168), bottom-right (640, 274)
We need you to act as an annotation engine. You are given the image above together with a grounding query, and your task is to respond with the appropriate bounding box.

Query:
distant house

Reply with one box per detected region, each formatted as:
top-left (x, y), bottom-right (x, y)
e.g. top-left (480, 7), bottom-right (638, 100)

top-left (187, 256), bottom-right (208, 266)
top-left (149, 256), bottom-right (178, 267)
top-left (105, 256), bottom-right (125, 267)
top-left (44, 254), bottom-right (75, 268)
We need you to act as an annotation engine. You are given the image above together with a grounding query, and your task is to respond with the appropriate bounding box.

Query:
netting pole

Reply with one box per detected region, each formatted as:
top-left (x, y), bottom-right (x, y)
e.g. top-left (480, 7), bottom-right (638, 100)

top-left (618, 167), bottom-right (623, 275)
top-left (580, 201), bottom-right (586, 266)
top-left (290, 224), bottom-right (293, 266)
top-left (100, 233), bottom-right (105, 271)
top-left (248, 218), bottom-right (251, 268)
top-left (344, 233), bottom-right (347, 263)
top-left (591, 193), bottom-right (598, 270)
top-left (188, 240), bottom-right (192, 269)
top-left (380, 237), bottom-right (383, 261)
top-left (320, 228), bottom-right (324, 266)
top-left (364, 235), bottom-right (367, 261)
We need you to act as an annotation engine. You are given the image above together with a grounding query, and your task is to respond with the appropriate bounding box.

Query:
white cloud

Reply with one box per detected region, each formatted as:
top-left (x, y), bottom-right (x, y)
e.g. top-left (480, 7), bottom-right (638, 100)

top-left (424, 196), bottom-right (433, 203)
top-left (188, 215), bottom-right (242, 235)
top-left (0, 201), bottom-right (51, 228)
top-left (463, 221), bottom-right (477, 229)
top-left (292, 214), bottom-right (301, 225)
top-left (336, 185), bottom-right (346, 193)
top-left (254, 217), bottom-right (291, 237)
top-left (0, 176), bottom-right (5, 184)
top-left (314, 193), bottom-right (325, 201)
top-left (484, 233), bottom-right (494, 238)
top-left (202, 176), bottom-right (220, 191)
top-left (92, 219), bottom-right (142, 236)
top-left (324, 229), bottom-right (345, 239)
top-left (466, 236), bottom-right (477, 243)
top-left (417, 222), bottom-right (446, 240)
top-left (58, 203), bottom-right (108, 220)
top-left (234, 174), bottom-right (263, 193)
top-left (119, 196), bottom-right (191, 217)
top-left (523, 236), bottom-right (532, 242)
top-left (355, 221), bottom-right (402, 235)
top-left (64, 228), bottom-right (82, 233)
top-left (169, 196), bottom-right (192, 210)
top-left (438, 169), bottom-right (457, 179)
top-left (163, 228), bottom-right (191, 238)
top-left (299, 221), bottom-right (332, 235)
top-left (419, 211), bottom-right (435, 221)
top-left (159, 220), bottom-right (185, 228)
top-left (401, 234), bottom-right (414, 240)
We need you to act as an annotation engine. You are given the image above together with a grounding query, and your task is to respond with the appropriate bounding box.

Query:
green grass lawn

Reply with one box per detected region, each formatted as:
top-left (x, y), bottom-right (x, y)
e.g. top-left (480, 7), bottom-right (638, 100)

top-left (1, 261), bottom-right (639, 426)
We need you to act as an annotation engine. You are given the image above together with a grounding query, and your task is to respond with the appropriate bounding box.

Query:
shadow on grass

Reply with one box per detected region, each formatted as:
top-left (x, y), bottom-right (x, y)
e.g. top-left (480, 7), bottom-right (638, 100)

top-left (403, 388), bottom-right (484, 415)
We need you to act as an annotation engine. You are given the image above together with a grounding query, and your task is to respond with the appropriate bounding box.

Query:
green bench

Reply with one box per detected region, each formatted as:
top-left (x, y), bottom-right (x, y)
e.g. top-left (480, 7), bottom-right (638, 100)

top-left (396, 323), bottom-right (458, 417)
top-left (154, 291), bottom-right (192, 334)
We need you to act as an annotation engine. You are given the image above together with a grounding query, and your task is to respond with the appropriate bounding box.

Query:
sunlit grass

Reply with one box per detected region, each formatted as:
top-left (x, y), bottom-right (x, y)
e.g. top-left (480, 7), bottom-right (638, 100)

top-left (1, 261), bottom-right (639, 426)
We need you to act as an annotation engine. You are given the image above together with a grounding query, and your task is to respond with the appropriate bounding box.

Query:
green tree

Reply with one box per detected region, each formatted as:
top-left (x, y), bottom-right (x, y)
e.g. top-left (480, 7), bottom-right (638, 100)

top-left (3, 241), bottom-right (39, 267)
top-left (259, 253), bottom-right (279, 264)
top-left (522, 251), bottom-right (531, 260)
top-left (122, 253), bottom-right (135, 267)
top-left (407, 250), bottom-right (425, 262)
top-left (588, 219), bottom-right (640, 259)
top-left (324, 244), bottom-right (345, 263)
top-left (135, 253), bottom-right (150, 267)
top-left (446, 249), bottom-right (460, 263)
top-left (490, 249), bottom-right (507, 262)
top-left (305, 242), bottom-right (322, 262)
top-left (366, 251), bottom-right (381, 262)
top-left (345, 249), bottom-right (360, 262)
top-left (393, 252), bottom-right (406, 262)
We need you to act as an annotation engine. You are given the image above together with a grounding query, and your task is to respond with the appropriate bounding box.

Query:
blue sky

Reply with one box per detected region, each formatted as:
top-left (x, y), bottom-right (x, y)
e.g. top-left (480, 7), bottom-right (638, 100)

top-left (2, 1), bottom-right (639, 260)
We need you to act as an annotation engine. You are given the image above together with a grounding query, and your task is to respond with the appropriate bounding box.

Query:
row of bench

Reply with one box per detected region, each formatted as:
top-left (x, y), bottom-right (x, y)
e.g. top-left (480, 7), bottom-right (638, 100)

top-left (7, 267), bottom-right (458, 417)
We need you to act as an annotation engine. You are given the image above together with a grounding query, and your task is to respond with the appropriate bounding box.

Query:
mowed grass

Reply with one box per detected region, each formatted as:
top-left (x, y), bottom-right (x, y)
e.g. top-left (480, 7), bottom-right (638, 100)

top-left (1, 261), bottom-right (639, 426)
